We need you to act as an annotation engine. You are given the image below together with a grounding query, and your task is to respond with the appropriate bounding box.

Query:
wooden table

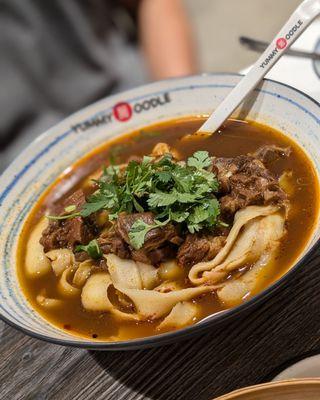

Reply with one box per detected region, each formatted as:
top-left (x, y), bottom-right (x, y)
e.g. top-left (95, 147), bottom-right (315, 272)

top-left (1, 247), bottom-right (320, 400)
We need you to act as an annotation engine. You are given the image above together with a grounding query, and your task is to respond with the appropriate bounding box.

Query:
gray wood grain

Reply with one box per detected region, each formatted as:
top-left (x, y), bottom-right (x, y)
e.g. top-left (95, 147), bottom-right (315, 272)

top-left (1, 248), bottom-right (320, 400)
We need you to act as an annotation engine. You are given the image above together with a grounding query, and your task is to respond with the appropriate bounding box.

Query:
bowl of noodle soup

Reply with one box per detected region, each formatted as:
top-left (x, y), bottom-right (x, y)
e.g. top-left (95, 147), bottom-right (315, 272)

top-left (0, 74), bottom-right (319, 349)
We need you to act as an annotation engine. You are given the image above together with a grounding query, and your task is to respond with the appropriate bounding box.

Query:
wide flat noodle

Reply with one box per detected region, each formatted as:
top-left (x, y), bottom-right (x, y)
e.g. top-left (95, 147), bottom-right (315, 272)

top-left (58, 267), bottom-right (81, 297)
top-left (46, 248), bottom-right (75, 277)
top-left (73, 260), bottom-right (93, 287)
top-left (155, 281), bottom-right (184, 293)
top-left (217, 254), bottom-right (274, 307)
top-left (113, 284), bottom-right (214, 320)
top-left (157, 301), bottom-right (199, 330)
top-left (81, 272), bottom-right (140, 321)
top-left (82, 272), bottom-right (115, 311)
top-left (217, 212), bottom-right (285, 306)
top-left (36, 289), bottom-right (64, 309)
top-left (106, 254), bottom-right (159, 290)
top-left (136, 261), bottom-right (159, 289)
top-left (189, 205), bottom-right (284, 285)
top-left (83, 265), bottom-right (212, 322)
top-left (25, 217), bottom-right (51, 278)
top-left (106, 254), bottom-right (143, 289)
top-left (158, 260), bottom-right (184, 281)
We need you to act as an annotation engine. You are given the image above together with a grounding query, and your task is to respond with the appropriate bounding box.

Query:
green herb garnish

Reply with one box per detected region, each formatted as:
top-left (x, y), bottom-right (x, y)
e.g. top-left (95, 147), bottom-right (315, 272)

top-left (187, 150), bottom-right (212, 169)
top-left (47, 212), bottom-right (80, 221)
top-left (47, 150), bottom-right (221, 249)
top-left (128, 218), bottom-right (169, 250)
top-left (64, 205), bottom-right (77, 213)
top-left (75, 239), bottom-right (102, 259)
top-left (47, 205), bottom-right (79, 220)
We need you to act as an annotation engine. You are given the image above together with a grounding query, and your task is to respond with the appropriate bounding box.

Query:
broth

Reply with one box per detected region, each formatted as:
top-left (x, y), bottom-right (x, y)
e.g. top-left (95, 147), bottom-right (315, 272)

top-left (17, 117), bottom-right (319, 341)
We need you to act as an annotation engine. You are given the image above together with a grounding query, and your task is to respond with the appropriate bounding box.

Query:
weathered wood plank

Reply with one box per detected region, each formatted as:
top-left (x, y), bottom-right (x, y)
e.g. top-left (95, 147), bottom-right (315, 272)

top-left (1, 248), bottom-right (320, 400)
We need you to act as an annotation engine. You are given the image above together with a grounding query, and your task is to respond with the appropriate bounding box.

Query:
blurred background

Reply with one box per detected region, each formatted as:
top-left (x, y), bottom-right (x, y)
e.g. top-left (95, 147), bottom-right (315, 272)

top-left (0, 0), bottom-right (318, 172)
top-left (185, 0), bottom-right (302, 72)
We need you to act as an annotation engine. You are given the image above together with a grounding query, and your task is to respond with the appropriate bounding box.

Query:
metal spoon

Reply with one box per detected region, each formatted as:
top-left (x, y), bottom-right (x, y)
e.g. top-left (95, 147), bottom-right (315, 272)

top-left (192, 0), bottom-right (320, 138)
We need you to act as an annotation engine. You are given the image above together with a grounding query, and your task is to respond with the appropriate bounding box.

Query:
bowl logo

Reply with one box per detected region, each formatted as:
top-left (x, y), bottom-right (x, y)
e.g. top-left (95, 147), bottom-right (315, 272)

top-left (113, 102), bottom-right (133, 122)
top-left (71, 93), bottom-right (171, 132)
top-left (276, 38), bottom-right (287, 50)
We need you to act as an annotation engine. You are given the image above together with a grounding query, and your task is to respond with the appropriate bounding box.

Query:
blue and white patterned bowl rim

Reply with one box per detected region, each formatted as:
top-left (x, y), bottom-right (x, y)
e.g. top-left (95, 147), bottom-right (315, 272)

top-left (0, 73), bottom-right (319, 349)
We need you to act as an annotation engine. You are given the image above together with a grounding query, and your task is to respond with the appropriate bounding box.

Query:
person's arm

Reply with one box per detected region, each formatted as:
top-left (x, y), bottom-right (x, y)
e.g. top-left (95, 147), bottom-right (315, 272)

top-left (138, 0), bottom-right (198, 80)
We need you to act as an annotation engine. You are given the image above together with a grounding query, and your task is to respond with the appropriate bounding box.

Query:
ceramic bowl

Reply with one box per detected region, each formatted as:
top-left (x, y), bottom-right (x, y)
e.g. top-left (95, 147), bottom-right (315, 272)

top-left (214, 379), bottom-right (320, 399)
top-left (0, 74), bottom-right (319, 350)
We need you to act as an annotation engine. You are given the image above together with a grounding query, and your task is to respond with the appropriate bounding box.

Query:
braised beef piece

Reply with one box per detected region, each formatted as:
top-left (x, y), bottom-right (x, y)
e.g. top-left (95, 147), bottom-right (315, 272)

top-left (116, 212), bottom-right (180, 265)
top-left (52, 189), bottom-right (86, 215)
top-left (132, 244), bottom-right (177, 265)
top-left (177, 233), bottom-right (227, 268)
top-left (40, 217), bottom-right (97, 253)
top-left (212, 147), bottom-right (288, 220)
top-left (75, 250), bottom-right (91, 262)
top-left (251, 145), bottom-right (291, 164)
top-left (116, 212), bottom-right (179, 250)
top-left (210, 157), bottom-right (239, 193)
top-left (40, 190), bottom-right (98, 252)
top-left (97, 230), bottom-right (131, 259)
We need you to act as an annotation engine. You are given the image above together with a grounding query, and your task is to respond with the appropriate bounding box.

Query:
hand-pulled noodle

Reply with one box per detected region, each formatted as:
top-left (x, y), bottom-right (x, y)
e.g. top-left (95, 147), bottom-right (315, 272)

top-left (58, 267), bottom-right (81, 297)
top-left (106, 254), bottom-right (143, 289)
top-left (217, 212), bottom-right (285, 306)
top-left (33, 206), bottom-right (286, 329)
top-left (18, 114), bottom-right (318, 343)
top-left (106, 254), bottom-right (159, 290)
top-left (158, 260), bottom-right (185, 281)
top-left (113, 284), bottom-right (214, 320)
top-left (46, 248), bottom-right (75, 277)
top-left (217, 253), bottom-right (275, 307)
top-left (82, 256), bottom-right (214, 322)
top-left (36, 289), bottom-right (64, 309)
top-left (81, 273), bottom-right (139, 321)
top-left (157, 301), bottom-right (199, 330)
top-left (136, 261), bottom-right (159, 289)
top-left (279, 170), bottom-right (295, 196)
top-left (81, 272), bottom-right (114, 312)
top-left (155, 280), bottom-right (184, 293)
top-left (73, 260), bottom-right (93, 288)
top-left (25, 218), bottom-right (51, 278)
top-left (189, 205), bottom-right (285, 285)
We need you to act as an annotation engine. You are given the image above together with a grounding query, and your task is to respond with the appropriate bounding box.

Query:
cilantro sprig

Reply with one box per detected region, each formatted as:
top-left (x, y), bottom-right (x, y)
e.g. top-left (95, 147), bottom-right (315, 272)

top-left (48, 150), bottom-right (221, 249)
top-left (75, 239), bottom-right (102, 259)
top-left (128, 218), bottom-right (169, 250)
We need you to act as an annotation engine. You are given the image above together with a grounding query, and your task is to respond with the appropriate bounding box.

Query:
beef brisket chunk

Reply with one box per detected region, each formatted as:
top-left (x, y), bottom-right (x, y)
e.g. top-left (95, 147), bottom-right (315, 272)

top-left (132, 244), bottom-right (177, 265)
top-left (40, 217), bottom-right (97, 253)
top-left (177, 233), bottom-right (227, 268)
top-left (52, 189), bottom-right (86, 215)
top-left (116, 212), bottom-right (180, 265)
top-left (116, 212), bottom-right (178, 250)
top-left (212, 148), bottom-right (288, 220)
top-left (251, 145), bottom-right (291, 164)
top-left (97, 230), bottom-right (131, 259)
top-left (40, 190), bottom-right (98, 252)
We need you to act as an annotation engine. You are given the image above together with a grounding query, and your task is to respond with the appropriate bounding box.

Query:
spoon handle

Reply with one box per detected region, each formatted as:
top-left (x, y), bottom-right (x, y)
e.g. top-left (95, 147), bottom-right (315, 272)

top-left (239, 36), bottom-right (320, 60)
top-left (197, 0), bottom-right (320, 136)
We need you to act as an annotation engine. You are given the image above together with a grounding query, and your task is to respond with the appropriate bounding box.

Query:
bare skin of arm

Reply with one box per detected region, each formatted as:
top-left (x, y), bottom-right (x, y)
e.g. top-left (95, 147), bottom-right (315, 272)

top-left (138, 0), bottom-right (198, 80)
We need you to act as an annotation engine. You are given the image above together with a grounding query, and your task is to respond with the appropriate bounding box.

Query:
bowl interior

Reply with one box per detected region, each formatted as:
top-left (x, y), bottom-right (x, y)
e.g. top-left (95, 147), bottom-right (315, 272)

top-left (0, 74), bottom-right (319, 347)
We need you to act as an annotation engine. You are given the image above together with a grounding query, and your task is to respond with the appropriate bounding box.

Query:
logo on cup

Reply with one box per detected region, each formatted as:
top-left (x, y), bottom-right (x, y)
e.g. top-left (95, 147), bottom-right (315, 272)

top-left (276, 38), bottom-right (287, 50)
top-left (113, 102), bottom-right (132, 122)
